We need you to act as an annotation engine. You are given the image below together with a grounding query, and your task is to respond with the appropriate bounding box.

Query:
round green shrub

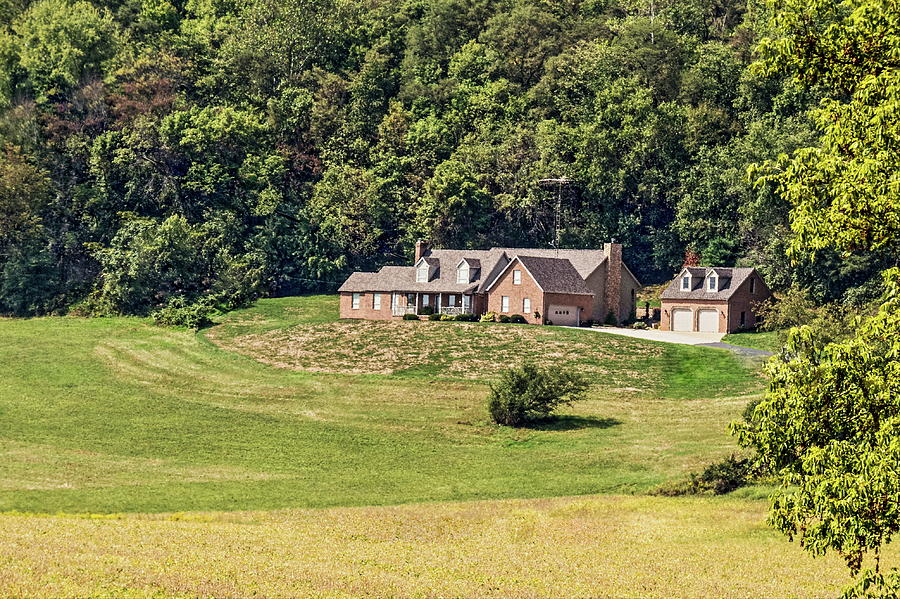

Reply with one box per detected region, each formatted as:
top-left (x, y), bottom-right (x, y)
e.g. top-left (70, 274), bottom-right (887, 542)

top-left (402, 313), bottom-right (419, 320)
top-left (456, 313), bottom-right (477, 322)
top-left (509, 314), bottom-right (527, 324)
top-left (488, 363), bottom-right (590, 427)
top-left (428, 313), bottom-right (442, 321)
top-left (498, 314), bottom-right (511, 323)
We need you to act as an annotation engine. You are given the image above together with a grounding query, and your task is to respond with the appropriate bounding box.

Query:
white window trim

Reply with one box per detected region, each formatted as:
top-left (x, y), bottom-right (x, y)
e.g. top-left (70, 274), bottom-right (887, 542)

top-left (513, 269), bottom-right (522, 285)
top-left (708, 276), bottom-right (717, 291)
top-left (351, 293), bottom-right (361, 309)
top-left (416, 267), bottom-right (428, 283)
top-left (501, 296), bottom-right (510, 313)
top-left (373, 294), bottom-right (381, 310)
top-left (423, 294), bottom-right (429, 306)
top-left (523, 298), bottom-right (531, 314)
top-left (681, 275), bottom-right (691, 290)
top-left (457, 266), bottom-right (469, 284)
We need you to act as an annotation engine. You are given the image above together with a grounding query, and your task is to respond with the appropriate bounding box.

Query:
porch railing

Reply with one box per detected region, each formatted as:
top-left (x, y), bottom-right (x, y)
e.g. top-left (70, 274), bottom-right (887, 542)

top-left (392, 305), bottom-right (417, 317)
top-left (439, 306), bottom-right (465, 316)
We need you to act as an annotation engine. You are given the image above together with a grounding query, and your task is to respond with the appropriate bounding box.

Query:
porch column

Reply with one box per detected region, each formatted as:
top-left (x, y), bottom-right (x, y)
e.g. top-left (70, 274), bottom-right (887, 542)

top-left (437, 293), bottom-right (442, 314)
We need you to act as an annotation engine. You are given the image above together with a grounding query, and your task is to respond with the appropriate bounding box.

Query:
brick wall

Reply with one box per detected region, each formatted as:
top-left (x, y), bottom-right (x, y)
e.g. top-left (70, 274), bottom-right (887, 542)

top-left (659, 299), bottom-right (729, 332)
top-left (486, 262), bottom-right (544, 324)
top-left (583, 260), bottom-right (608, 321)
top-left (339, 292), bottom-right (394, 320)
top-left (725, 272), bottom-right (773, 332)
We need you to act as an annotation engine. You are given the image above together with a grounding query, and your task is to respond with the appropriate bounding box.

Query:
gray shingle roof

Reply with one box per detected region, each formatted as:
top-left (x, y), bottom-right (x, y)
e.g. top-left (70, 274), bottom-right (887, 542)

top-left (339, 246), bottom-right (613, 295)
top-left (659, 267), bottom-right (756, 301)
top-left (516, 256), bottom-right (593, 295)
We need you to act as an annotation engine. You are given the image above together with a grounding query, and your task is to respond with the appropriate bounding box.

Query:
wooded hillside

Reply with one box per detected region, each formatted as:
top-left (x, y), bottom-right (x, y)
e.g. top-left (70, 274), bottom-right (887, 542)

top-left (0, 0), bottom-right (889, 317)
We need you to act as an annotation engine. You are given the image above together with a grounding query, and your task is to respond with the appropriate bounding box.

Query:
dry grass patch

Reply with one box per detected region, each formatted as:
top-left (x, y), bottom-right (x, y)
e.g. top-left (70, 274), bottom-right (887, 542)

top-left (217, 319), bottom-right (659, 379)
top-left (0, 494), bottom-right (865, 598)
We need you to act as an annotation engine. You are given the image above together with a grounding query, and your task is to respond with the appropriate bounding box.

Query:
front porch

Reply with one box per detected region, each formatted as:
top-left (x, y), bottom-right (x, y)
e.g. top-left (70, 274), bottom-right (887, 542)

top-left (390, 292), bottom-right (475, 317)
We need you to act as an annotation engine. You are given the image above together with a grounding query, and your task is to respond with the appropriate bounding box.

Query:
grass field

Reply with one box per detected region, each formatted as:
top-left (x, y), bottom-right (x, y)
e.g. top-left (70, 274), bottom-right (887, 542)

top-left (1, 295), bottom-right (847, 597)
top-left (0, 495), bottom-right (862, 599)
top-left (0, 296), bottom-right (763, 512)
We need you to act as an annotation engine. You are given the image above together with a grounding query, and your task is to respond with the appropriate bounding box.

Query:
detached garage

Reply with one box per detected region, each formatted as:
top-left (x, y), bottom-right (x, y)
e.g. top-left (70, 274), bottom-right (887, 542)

top-left (659, 266), bottom-right (773, 334)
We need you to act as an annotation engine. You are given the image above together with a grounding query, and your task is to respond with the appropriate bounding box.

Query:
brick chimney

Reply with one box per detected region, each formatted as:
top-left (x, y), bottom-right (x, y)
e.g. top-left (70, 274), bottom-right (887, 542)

top-left (603, 242), bottom-right (623, 324)
top-left (415, 240), bottom-right (429, 262)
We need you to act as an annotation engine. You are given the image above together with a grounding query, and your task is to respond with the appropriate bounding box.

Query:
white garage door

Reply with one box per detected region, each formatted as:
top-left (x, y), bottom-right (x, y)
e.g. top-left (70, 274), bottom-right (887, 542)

top-left (672, 309), bottom-right (693, 332)
top-left (698, 309), bottom-right (719, 333)
top-left (548, 305), bottom-right (579, 326)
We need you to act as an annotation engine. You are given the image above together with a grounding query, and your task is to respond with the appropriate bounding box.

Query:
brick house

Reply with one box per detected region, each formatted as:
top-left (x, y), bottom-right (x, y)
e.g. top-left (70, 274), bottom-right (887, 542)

top-left (659, 267), bottom-right (772, 333)
top-left (337, 242), bottom-right (640, 326)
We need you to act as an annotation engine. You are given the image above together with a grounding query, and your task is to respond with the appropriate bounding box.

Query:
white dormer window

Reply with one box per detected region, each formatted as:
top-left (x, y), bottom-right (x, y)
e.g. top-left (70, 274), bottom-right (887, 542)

top-left (417, 266), bottom-right (428, 282)
top-left (457, 265), bottom-right (469, 283)
top-left (708, 275), bottom-right (717, 291)
top-left (681, 275), bottom-right (691, 290)
top-left (513, 269), bottom-right (522, 285)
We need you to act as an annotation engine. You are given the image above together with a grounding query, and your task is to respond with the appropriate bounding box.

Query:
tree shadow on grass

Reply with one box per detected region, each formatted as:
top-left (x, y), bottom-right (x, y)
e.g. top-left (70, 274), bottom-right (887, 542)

top-left (526, 415), bottom-right (622, 431)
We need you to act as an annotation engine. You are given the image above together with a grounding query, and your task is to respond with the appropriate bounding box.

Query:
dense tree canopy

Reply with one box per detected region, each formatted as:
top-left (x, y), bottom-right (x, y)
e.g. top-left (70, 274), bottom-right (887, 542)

top-left (736, 0), bottom-right (900, 596)
top-left (0, 0), bottom-right (890, 316)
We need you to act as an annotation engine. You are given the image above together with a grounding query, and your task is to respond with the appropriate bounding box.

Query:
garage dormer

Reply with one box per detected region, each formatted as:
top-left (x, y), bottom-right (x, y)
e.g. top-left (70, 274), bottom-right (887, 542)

top-left (707, 271), bottom-right (718, 292)
top-left (680, 269), bottom-right (692, 291)
top-left (415, 257), bottom-right (439, 282)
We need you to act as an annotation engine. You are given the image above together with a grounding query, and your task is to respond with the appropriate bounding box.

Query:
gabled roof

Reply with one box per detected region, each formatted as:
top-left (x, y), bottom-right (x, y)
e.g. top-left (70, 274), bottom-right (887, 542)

top-left (517, 255), bottom-right (593, 295)
top-left (415, 257), bottom-right (440, 268)
top-left (660, 267), bottom-right (757, 301)
top-left (485, 255), bottom-right (593, 295)
top-left (494, 248), bottom-right (608, 278)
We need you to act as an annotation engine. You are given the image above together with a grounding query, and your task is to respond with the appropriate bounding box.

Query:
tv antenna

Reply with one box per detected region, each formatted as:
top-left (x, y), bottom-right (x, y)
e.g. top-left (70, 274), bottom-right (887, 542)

top-left (538, 177), bottom-right (573, 255)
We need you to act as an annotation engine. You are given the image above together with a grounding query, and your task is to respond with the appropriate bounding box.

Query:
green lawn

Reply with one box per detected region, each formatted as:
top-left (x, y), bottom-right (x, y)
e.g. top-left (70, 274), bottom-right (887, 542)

top-left (0, 295), bottom-right (764, 513)
top-left (723, 330), bottom-right (784, 353)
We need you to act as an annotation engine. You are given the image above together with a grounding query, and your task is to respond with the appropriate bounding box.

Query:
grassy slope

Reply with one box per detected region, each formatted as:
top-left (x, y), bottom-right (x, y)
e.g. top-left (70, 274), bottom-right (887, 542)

top-left (0, 296), bottom-right (762, 513)
top-left (0, 495), bottom-right (862, 599)
top-left (723, 330), bottom-right (784, 353)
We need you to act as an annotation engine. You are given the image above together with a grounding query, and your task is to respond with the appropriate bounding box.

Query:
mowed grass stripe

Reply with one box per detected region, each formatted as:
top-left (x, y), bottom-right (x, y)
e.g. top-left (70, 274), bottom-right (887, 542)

top-left (0, 296), bottom-right (763, 513)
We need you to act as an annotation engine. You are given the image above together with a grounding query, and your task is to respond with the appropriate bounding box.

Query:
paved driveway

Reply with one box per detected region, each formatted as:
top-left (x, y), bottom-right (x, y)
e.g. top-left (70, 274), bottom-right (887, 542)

top-left (581, 326), bottom-right (725, 345)
top-left (575, 326), bottom-right (774, 357)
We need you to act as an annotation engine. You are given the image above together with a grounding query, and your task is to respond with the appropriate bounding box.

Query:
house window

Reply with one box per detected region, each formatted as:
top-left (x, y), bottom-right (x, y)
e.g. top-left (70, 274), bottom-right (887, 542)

top-left (523, 298), bottom-right (531, 314)
top-left (423, 294), bottom-right (429, 306)
top-left (457, 266), bottom-right (469, 283)
top-left (501, 296), bottom-right (510, 313)
top-left (750, 277), bottom-right (756, 293)
top-left (448, 295), bottom-right (456, 307)
top-left (373, 294), bottom-right (381, 310)
top-left (513, 269), bottom-right (522, 285)
top-left (351, 293), bottom-right (360, 309)
top-left (682, 276), bottom-right (690, 290)
top-left (740, 311), bottom-right (746, 327)
top-left (416, 266), bottom-right (427, 283)
top-left (708, 276), bottom-right (717, 291)
top-left (407, 293), bottom-right (416, 307)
